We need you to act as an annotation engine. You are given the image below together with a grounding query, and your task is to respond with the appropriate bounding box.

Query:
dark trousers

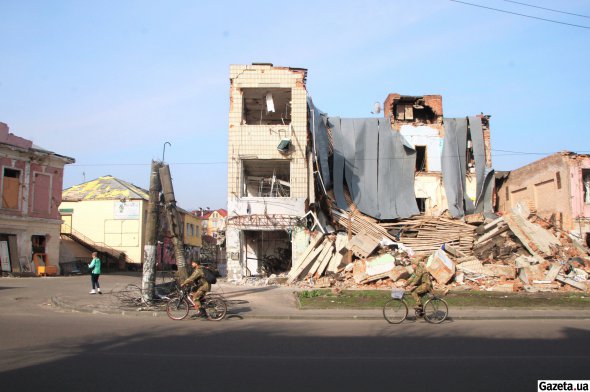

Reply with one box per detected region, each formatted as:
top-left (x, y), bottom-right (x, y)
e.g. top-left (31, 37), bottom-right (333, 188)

top-left (91, 273), bottom-right (100, 290)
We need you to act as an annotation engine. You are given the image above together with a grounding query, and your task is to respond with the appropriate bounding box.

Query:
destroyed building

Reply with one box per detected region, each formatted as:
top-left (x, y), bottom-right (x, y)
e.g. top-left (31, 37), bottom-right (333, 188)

top-left (496, 151), bottom-right (590, 246)
top-left (0, 122), bottom-right (74, 276)
top-left (226, 64), bottom-right (312, 280)
top-left (383, 94), bottom-right (492, 216)
top-left (225, 63), bottom-right (497, 282)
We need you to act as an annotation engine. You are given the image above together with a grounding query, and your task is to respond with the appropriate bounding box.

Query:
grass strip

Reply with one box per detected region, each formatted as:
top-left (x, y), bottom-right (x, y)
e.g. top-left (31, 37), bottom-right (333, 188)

top-left (297, 289), bottom-right (590, 309)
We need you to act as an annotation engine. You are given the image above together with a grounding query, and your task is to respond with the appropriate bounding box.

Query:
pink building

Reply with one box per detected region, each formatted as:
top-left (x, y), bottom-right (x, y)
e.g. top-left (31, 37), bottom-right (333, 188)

top-left (0, 122), bottom-right (74, 274)
top-left (496, 151), bottom-right (590, 246)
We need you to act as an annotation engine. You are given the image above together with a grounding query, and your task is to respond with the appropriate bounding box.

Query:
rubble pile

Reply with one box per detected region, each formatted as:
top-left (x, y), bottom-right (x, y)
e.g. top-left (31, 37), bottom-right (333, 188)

top-left (288, 203), bottom-right (590, 293)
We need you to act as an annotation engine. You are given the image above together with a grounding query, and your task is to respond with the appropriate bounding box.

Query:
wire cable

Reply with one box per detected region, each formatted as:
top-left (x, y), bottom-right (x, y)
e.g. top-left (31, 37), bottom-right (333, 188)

top-left (449, 0), bottom-right (590, 29)
top-left (502, 0), bottom-right (590, 19)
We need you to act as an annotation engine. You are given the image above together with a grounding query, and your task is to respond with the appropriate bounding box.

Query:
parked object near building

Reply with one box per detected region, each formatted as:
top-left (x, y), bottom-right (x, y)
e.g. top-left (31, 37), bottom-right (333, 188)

top-left (0, 122), bottom-right (74, 276)
top-left (60, 175), bottom-right (200, 269)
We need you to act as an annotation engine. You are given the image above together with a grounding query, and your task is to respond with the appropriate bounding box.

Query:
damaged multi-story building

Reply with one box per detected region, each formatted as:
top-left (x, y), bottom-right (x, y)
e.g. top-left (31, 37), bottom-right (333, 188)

top-left (0, 122), bottom-right (74, 275)
top-left (496, 151), bottom-right (590, 246)
top-left (225, 63), bottom-right (494, 281)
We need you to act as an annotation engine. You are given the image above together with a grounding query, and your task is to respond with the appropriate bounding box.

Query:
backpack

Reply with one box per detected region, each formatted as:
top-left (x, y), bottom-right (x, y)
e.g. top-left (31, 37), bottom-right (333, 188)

top-left (203, 267), bottom-right (217, 284)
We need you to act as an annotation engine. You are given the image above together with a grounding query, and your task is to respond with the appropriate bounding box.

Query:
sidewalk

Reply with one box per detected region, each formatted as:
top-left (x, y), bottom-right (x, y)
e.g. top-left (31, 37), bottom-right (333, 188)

top-left (4, 273), bottom-right (590, 320)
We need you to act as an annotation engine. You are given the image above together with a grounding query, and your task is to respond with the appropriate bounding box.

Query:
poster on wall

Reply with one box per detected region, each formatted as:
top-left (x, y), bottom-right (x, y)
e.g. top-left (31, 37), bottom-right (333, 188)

top-left (19, 256), bottom-right (33, 273)
top-left (114, 201), bottom-right (140, 219)
top-left (0, 241), bottom-right (11, 272)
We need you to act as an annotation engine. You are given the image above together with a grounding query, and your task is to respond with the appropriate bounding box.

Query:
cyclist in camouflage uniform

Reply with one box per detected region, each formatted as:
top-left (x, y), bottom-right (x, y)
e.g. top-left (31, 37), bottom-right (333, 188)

top-left (181, 260), bottom-right (211, 316)
top-left (405, 258), bottom-right (432, 310)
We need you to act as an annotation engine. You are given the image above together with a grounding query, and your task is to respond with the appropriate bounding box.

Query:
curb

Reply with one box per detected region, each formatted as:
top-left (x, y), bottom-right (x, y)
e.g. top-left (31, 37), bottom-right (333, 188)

top-left (51, 296), bottom-right (590, 321)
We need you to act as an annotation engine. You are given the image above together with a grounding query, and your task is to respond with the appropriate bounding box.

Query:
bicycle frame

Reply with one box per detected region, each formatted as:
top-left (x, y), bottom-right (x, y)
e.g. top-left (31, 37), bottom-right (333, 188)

top-left (383, 289), bottom-right (448, 324)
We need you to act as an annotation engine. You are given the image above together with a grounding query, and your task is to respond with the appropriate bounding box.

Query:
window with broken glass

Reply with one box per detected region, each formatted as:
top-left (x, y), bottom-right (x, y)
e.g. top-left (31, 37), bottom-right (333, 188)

top-left (241, 88), bottom-right (292, 125)
top-left (241, 159), bottom-right (290, 197)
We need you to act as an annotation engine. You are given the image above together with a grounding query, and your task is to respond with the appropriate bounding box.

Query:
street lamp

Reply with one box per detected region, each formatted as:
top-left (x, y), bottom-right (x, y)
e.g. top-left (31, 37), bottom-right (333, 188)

top-left (162, 141), bottom-right (171, 162)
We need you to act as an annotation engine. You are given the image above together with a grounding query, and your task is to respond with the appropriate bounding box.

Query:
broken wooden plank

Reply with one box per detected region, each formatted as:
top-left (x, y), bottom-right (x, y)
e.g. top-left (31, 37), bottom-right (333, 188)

top-left (287, 239), bottom-right (327, 283)
top-left (290, 233), bottom-right (324, 273)
top-left (474, 224), bottom-right (509, 245)
top-left (326, 234), bottom-right (347, 273)
top-left (442, 243), bottom-right (467, 258)
top-left (314, 242), bottom-right (335, 277)
top-left (307, 241), bottom-right (333, 277)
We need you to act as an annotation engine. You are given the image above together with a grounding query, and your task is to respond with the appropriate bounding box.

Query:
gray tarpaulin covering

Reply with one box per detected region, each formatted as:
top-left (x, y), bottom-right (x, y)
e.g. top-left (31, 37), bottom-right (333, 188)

top-left (443, 117), bottom-right (495, 218)
top-left (442, 117), bottom-right (474, 217)
top-left (468, 116), bottom-right (495, 214)
top-left (308, 98), bottom-right (331, 189)
top-left (329, 117), bottom-right (419, 219)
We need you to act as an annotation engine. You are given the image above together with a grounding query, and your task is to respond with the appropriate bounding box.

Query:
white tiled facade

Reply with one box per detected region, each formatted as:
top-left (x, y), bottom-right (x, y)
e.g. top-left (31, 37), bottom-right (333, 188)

top-left (226, 64), bottom-right (311, 280)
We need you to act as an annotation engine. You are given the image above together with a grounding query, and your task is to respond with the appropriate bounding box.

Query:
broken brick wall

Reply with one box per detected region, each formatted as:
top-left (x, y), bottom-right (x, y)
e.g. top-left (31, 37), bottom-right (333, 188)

top-left (497, 152), bottom-right (573, 230)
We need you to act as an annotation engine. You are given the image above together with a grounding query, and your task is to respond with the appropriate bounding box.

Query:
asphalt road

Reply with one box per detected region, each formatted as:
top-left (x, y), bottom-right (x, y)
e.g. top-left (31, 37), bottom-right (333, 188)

top-left (0, 287), bottom-right (589, 392)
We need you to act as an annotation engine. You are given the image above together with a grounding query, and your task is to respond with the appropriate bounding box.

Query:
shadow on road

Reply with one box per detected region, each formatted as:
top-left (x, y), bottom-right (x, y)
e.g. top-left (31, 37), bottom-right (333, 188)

top-left (1, 320), bottom-right (589, 392)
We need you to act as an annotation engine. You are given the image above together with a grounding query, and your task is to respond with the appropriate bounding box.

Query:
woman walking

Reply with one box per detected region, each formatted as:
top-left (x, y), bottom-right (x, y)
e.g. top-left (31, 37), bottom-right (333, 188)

top-left (89, 252), bottom-right (102, 294)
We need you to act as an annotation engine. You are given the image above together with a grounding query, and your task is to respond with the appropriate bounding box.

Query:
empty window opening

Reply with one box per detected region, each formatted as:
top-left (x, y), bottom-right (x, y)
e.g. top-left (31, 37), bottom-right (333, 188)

top-left (416, 197), bottom-right (427, 213)
top-left (243, 230), bottom-right (291, 276)
top-left (583, 169), bottom-right (590, 204)
top-left (242, 160), bottom-right (290, 197)
top-left (392, 96), bottom-right (438, 124)
top-left (31, 235), bottom-right (46, 254)
top-left (242, 88), bottom-right (292, 125)
top-left (415, 146), bottom-right (427, 172)
top-left (586, 232), bottom-right (590, 248)
top-left (2, 168), bottom-right (20, 209)
top-left (466, 138), bottom-right (475, 172)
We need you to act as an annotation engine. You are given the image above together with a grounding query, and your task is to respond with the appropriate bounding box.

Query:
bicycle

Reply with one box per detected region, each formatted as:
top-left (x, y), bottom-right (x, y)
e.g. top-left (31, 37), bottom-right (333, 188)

top-left (110, 283), bottom-right (174, 310)
top-left (382, 288), bottom-right (449, 324)
top-left (166, 286), bottom-right (227, 321)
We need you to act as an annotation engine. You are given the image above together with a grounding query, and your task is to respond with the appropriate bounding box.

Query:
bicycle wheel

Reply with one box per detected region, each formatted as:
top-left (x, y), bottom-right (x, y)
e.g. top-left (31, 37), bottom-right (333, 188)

top-left (204, 297), bottom-right (227, 321)
top-left (166, 297), bottom-right (190, 320)
top-left (382, 299), bottom-right (408, 324)
top-left (423, 297), bottom-right (448, 324)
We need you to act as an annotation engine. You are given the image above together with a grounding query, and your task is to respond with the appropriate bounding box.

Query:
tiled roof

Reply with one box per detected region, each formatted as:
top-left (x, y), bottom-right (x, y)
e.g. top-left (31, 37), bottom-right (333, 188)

top-left (62, 175), bottom-right (149, 201)
top-left (199, 209), bottom-right (228, 219)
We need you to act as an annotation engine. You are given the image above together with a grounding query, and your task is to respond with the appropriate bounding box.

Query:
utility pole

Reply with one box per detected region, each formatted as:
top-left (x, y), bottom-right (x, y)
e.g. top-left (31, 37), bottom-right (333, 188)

top-left (142, 160), bottom-right (162, 303)
top-left (159, 163), bottom-right (189, 281)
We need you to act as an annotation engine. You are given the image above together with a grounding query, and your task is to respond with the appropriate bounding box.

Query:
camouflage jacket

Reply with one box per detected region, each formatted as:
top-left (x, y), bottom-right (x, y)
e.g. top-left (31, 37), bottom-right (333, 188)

top-left (183, 267), bottom-right (205, 287)
top-left (407, 262), bottom-right (432, 287)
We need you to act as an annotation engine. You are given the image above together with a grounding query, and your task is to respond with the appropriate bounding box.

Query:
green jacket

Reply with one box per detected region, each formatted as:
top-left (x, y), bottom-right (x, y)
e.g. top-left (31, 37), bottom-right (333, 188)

top-left (407, 262), bottom-right (431, 287)
top-left (89, 257), bottom-right (101, 274)
top-left (183, 266), bottom-right (205, 287)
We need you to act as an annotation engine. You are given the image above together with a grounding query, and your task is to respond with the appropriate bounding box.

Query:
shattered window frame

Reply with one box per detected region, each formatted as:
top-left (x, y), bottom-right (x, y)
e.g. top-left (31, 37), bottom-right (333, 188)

top-left (241, 159), bottom-right (291, 198)
top-left (241, 88), bottom-right (292, 125)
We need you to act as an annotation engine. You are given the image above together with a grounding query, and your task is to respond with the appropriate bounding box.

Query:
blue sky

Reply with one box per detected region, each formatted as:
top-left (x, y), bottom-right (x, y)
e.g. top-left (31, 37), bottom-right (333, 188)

top-left (1, 0), bottom-right (589, 210)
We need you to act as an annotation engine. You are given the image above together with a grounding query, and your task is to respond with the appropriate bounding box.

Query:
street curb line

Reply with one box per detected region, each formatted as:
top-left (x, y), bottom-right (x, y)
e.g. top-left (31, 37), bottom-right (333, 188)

top-left (51, 296), bottom-right (590, 321)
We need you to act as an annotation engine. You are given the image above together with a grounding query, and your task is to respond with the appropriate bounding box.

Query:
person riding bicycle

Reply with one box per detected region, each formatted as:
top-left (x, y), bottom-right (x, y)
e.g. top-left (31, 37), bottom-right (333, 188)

top-left (181, 260), bottom-right (211, 318)
top-left (404, 257), bottom-right (432, 312)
